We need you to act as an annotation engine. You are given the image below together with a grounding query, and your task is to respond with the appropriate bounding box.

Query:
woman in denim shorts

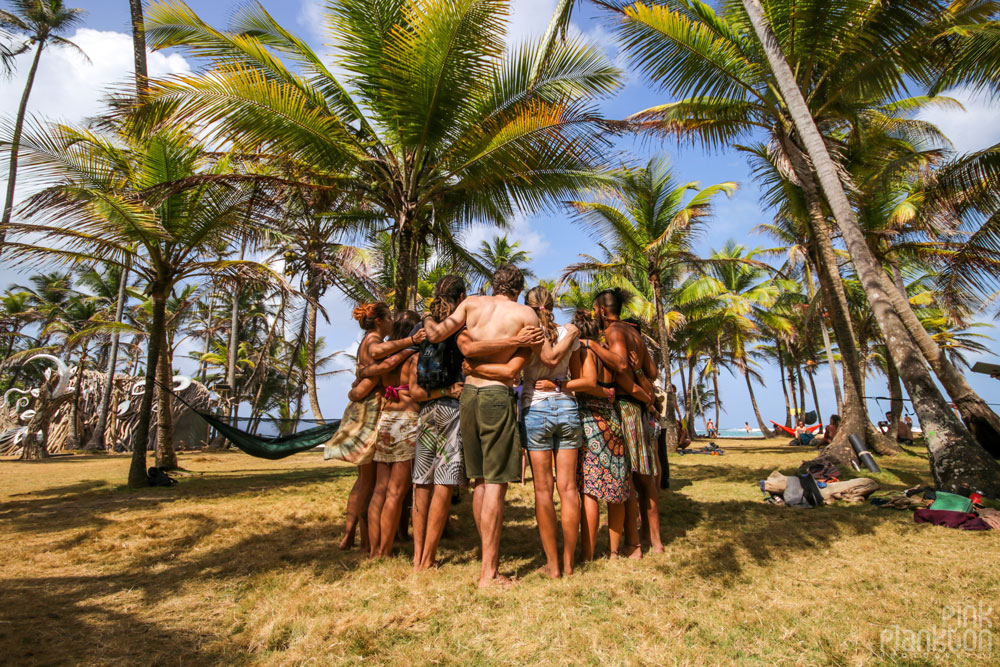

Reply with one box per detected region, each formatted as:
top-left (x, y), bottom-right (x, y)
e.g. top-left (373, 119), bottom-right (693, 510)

top-left (520, 286), bottom-right (583, 578)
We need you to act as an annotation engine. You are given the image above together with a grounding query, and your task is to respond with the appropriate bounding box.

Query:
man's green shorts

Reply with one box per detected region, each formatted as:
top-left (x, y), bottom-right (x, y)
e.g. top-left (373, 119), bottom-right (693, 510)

top-left (459, 384), bottom-right (521, 484)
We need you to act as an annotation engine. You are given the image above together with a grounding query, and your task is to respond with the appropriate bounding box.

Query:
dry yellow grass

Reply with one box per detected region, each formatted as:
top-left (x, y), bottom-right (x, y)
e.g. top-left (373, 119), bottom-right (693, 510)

top-left (1, 439), bottom-right (997, 666)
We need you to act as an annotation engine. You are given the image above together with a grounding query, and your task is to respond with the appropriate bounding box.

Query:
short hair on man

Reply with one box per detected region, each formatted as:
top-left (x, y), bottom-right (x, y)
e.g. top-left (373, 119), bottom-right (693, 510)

top-left (492, 264), bottom-right (524, 298)
top-left (594, 288), bottom-right (625, 316)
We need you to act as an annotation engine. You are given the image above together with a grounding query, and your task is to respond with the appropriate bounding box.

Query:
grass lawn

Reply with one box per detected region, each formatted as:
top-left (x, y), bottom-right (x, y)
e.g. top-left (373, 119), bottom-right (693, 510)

top-left (1, 439), bottom-right (997, 666)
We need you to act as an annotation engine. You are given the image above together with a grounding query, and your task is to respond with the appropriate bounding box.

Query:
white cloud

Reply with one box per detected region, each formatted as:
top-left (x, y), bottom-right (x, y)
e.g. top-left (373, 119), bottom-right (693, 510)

top-left (0, 29), bottom-right (191, 289)
top-left (459, 213), bottom-right (551, 271)
top-left (0, 28), bottom-right (189, 127)
top-left (919, 87), bottom-right (1000, 154)
top-left (297, 0), bottom-right (327, 46)
top-left (508, 0), bottom-right (560, 45)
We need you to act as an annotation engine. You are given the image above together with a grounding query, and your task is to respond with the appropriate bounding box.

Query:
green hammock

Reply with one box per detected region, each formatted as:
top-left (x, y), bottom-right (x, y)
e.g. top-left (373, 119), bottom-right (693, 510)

top-left (194, 412), bottom-right (341, 460)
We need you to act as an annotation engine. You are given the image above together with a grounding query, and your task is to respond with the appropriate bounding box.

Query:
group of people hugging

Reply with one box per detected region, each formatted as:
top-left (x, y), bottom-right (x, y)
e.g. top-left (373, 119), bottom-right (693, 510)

top-left (323, 264), bottom-right (667, 588)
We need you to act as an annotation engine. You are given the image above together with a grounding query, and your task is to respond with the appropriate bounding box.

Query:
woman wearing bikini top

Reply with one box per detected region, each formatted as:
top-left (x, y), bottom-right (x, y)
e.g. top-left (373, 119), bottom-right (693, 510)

top-left (366, 310), bottom-right (422, 559)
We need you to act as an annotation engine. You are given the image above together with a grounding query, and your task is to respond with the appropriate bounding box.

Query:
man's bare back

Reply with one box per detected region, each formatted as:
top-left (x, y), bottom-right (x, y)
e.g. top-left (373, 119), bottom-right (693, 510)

top-left (463, 295), bottom-right (539, 387)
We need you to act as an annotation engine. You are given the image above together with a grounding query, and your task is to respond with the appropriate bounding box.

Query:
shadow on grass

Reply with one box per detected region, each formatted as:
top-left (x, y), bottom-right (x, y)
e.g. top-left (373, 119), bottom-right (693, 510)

top-left (0, 513), bottom-right (359, 665)
top-left (0, 465), bottom-right (358, 535)
top-left (0, 451), bottom-right (928, 663)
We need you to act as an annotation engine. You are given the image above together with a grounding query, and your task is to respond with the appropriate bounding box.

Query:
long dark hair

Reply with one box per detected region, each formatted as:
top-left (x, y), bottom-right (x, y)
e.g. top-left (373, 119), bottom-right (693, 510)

top-left (573, 309), bottom-right (601, 341)
top-left (429, 275), bottom-right (466, 323)
top-left (390, 310), bottom-right (421, 341)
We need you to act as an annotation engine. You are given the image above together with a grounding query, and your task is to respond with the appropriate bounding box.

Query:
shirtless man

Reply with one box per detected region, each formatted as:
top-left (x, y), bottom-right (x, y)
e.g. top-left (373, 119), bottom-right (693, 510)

top-left (423, 264), bottom-right (541, 588)
top-left (587, 289), bottom-right (663, 555)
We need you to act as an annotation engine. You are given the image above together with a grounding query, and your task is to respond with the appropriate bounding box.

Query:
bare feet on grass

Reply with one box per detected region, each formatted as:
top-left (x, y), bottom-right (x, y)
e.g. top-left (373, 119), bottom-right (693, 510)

top-left (338, 532), bottom-right (354, 550)
top-left (414, 560), bottom-right (439, 572)
top-left (478, 573), bottom-right (515, 590)
top-left (538, 563), bottom-right (560, 579)
top-left (625, 544), bottom-right (643, 560)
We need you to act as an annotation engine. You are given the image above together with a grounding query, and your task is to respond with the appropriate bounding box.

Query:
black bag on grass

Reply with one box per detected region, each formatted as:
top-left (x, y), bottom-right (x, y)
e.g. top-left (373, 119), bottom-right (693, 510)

top-left (148, 466), bottom-right (177, 487)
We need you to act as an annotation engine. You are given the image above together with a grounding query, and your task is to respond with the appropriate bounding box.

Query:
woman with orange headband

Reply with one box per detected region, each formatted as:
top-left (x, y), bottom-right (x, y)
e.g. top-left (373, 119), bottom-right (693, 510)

top-left (324, 302), bottom-right (426, 551)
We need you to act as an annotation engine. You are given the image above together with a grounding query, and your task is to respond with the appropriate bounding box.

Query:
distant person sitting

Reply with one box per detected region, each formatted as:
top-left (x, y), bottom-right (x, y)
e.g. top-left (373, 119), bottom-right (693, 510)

top-left (812, 414), bottom-right (839, 447)
top-left (897, 416), bottom-right (915, 445)
top-left (705, 419), bottom-right (717, 438)
top-left (877, 411), bottom-right (893, 435)
top-left (789, 420), bottom-right (815, 446)
top-left (677, 423), bottom-right (691, 450)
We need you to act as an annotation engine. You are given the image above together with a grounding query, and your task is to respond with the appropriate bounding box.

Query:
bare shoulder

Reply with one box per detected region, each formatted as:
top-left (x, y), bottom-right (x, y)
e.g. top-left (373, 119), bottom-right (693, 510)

top-left (515, 301), bottom-right (539, 325)
top-left (462, 294), bottom-right (489, 312)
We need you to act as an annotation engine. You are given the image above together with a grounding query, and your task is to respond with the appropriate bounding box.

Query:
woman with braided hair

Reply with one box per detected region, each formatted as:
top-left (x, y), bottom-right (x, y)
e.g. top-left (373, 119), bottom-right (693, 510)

top-left (518, 285), bottom-right (583, 577)
top-left (326, 301), bottom-right (426, 551)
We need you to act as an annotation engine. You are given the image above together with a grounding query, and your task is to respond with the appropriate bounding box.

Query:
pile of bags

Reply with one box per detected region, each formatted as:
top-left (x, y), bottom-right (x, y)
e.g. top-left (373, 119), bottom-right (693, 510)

top-left (872, 487), bottom-right (1000, 531)
top-left (760, 465), bottom-right (879, 508)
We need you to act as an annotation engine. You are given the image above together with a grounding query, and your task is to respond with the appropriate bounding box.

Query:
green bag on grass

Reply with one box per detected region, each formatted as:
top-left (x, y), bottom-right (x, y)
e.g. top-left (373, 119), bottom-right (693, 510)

top-left (929, 491), bottom-right (973, 513)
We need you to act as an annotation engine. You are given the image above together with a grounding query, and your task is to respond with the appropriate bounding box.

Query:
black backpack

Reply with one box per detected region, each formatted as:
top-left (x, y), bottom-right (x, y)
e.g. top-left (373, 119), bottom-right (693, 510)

top-left (416, 337), bottom-right (462, 391)
top-left (147, 466), bottom-right (177, 487)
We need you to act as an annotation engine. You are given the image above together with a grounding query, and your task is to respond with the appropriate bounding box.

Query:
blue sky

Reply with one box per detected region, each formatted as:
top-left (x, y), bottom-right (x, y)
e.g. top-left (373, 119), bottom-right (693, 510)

top-left (2, 0), bottom-right (1000, 429)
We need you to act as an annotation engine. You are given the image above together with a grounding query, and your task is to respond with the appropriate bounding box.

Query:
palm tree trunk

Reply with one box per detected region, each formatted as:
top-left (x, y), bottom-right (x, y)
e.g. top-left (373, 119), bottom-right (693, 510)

top-left (879, 263), bottom-right (1000, 457)
top-left (887, 352), bottom-right (903, 436)
top-left (776, 340), bottom-right (792, 427)
top-left (802, 261), bottom-right (842, 410)
top-left (650, 276), bottom-right (678, 451)
top-left (226, 245), bottom-right (246, 423)
top-left (305, 280), bottom-right (325, 422)
top-left (199, 291), bottom-right (215, 384)
top-left (155, 323), bottom-right (177, 469)
top-left (808, 369), bottom-right (822, 427)
top-left (87, 261), bottom-right (129, 451)
top-left (0, 41), bottom-right (45, 250)
top-left (743, 363), bottom-right (773, 438)
top-left (66, 341), bottom-right (88, 449)
top-left (128, 0), bottom-right (149, 99)
top-left (128, 288), bottom-right (167, 487)
top-left (686, 355), bottom-right (697, 429)
top-left (796, 361), bottom-right (806, 420)
top-left (394, 211), bottom-right (416, 311)
top-left (712, 361), bottom-right (720, 430)
top-left (781, 136), bottom-right (893, 457)
top-left (744, 0), bottom-right (1000, 493)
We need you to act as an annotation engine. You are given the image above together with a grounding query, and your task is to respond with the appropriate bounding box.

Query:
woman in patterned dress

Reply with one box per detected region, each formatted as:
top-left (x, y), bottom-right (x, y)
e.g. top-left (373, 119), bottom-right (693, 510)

top-left (565, 311), bottom-right (630, 561)
top-left (331, 302), bottom-right (424, 551)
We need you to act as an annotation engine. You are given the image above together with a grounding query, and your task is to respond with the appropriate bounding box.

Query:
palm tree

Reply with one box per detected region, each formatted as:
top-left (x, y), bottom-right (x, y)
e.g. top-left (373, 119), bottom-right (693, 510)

top-left (579, 0), bottom-right (998, 490)
top-left (0, 0), bottom-right (86, 250)
top-left (737, 0), bottom-right (1000, 492)
top-left (142, 0), bottom-right (622, 311)
top-left (3, 120), bottom-right (287, 485)
top-left (679, 242), bottom-right (793, 438)
top-left (474, 234), bottom-right (535, 288)
top-left (564, 156), bottom-right (734, 448)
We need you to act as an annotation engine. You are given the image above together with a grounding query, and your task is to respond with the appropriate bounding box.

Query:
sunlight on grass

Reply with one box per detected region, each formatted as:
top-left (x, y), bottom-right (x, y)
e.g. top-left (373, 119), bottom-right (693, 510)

top-left (1, 439), bottom-right (996, 665)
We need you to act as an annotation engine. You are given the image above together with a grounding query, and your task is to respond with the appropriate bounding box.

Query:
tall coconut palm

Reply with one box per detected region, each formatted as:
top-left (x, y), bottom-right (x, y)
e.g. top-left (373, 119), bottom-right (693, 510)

top-left (678, 242), bottom-right (794, 438)
top-left (565, 157), bottom-right (735, 382)
top-left (737, 0), bottom-right (1000, 492)
top-left (0, 0), bottom-right (86, 250)
top-left (3, 120), bottom-right (288, 486)
top-left (474, 234), bottom-right (536, 288)
top-left (141, 0), bottom-right (622, 311)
